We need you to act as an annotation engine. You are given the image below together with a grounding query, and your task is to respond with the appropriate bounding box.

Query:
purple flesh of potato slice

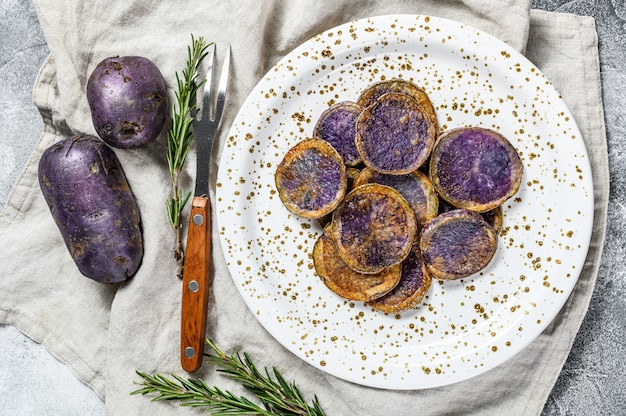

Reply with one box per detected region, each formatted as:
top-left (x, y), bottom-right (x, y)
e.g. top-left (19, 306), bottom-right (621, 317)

top-left (356, 92), bottom-right (436, 175)
top-left (420, 209), bottom-right (498, 280)
top-left (430, 127), bottom-right (523, 212)
top-left (313, 101), bottom-right (363, 166)
top-left (331, 183), bottom-right (417, 274)
top-left (275, 138), bottom-right (347, 219)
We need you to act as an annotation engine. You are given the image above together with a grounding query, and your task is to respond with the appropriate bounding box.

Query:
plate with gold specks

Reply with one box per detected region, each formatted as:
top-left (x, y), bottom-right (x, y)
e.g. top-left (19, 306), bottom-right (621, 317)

top-left (215, 14), bottom-right (594, 389)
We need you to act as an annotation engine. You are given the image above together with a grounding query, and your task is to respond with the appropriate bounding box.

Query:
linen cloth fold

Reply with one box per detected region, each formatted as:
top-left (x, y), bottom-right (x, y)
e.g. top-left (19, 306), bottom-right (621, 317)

top-left (0, 0), bottom-right (608, 415)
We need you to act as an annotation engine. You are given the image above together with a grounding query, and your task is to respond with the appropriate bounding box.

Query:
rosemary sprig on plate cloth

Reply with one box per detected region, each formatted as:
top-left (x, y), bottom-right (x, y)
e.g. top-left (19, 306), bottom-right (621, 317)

top-left (165, 34), bottom-right (211, 278)
top-left (132, 339), bottom-right (327, 415)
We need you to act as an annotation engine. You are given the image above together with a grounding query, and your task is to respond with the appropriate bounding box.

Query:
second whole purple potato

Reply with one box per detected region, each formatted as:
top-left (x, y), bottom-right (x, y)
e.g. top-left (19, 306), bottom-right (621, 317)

top-left (38, 134), bottom-right (144, 283)
top-left (87, 56), bottom-right (168, 149)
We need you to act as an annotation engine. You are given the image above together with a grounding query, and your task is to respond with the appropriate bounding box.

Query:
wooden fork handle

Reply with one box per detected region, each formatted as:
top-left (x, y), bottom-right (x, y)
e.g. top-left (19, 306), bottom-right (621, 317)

top-left (180, 195), bottom-right (211, 372)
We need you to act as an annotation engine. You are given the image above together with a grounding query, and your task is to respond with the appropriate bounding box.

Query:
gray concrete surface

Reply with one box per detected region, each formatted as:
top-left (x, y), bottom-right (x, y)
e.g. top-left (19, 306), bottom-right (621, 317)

top-left (1, 0), bottom-right (624, 414)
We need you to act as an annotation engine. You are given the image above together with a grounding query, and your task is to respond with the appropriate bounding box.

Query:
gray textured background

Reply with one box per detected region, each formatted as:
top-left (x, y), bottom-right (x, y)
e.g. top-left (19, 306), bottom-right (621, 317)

top-left (1, 1), bottom-right (624, 414)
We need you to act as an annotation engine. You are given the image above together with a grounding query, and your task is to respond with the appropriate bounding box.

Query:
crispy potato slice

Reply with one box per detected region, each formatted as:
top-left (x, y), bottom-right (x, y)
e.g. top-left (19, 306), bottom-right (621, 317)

top-left (430, 127), bottom-right (523, 213)
top-left (354, 167), bottom-right (438, 229)
top-left (313, 225), bottom-right (402, 302)
top-left (356, 92), bottom-right (436, 174)
top-left (275, 138), bottom-right (347, 219)
top-left (420, 209), bottom-right (498, 280)
top-left (313, 101), bottom-right (363, 166)
top-left (331, 183), bottom-right (417, 274)
top-left (366, 244), bottom-right (432, 313)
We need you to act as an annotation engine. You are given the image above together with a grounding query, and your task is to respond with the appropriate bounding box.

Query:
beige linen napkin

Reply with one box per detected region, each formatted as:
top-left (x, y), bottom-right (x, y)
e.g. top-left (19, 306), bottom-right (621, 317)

top-left (0, 0), bottom-right (608, 415)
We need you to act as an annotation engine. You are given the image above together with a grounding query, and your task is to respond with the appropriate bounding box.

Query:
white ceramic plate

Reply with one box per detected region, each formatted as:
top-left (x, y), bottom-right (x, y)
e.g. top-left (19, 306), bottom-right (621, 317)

top-left (216, 15), bottom-right (594, 389)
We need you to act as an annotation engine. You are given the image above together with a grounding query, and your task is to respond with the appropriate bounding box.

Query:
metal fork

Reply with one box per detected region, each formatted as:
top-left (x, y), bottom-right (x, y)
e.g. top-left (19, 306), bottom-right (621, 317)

top-left (180, 43), bottom-right (230, 373)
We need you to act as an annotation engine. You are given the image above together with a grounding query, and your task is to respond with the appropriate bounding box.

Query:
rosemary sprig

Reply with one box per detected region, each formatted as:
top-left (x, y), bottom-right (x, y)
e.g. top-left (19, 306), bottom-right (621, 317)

top-left (131, 371), bottom-right (274, 414)
top-left (132, 340), bottom-right (327, 416)
top-left (166, 34), bottom-right (212, 278)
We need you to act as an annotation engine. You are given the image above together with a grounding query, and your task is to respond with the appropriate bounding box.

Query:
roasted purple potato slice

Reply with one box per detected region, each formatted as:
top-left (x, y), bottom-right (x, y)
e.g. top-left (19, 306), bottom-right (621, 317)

top-left (313, 225), bottom-right (401, 302)
top-left (430, 127), bottom-right (523, 213)
top-left (420, 209), bottom-right (498, 280)
top-left (438, 197), bottom-right (503, 234)
top-left (356, 92), bottom-right (436, 174)
top-left (275, 138), bottom-right (347, 219)
top-left (354, 167), bottom-right (438, 229)
top-left (357, 78), bottom-right (438, 131)
top-left (331, 183), bottom-right (417, 274)
top-left (366, 244), bottom-right (432, 313)
top-left (313, 101), bottom-right (363, 166)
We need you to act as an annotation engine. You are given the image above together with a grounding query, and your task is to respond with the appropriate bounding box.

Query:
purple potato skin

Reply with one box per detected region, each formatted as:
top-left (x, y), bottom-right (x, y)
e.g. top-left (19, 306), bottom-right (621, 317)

top-left (38, 134), bottom-right (143, 283)
top-left (87, 56), bottom-right (167, 149)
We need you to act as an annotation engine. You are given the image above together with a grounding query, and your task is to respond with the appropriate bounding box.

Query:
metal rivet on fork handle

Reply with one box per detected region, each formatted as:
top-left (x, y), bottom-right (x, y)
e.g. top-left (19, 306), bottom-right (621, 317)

top-left (184, 347), bottom-right (196, 358)
top-left (188, 280), bottom-right (199, 292)
top-left (192, 213), bottom-right (204, 225)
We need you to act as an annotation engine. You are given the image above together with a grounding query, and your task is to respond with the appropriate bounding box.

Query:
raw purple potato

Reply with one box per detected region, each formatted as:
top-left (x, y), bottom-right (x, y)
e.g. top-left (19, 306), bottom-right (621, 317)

top-left (366, 244), bottom-right (432, 313)
top-left (313, 101), bottom-right (363, 166)
top-left (438, 197), bottom-right (503, 233)
top-left (430, 127), bottom-right (523, 212)
top-left (420, 209), bottom-right (497, 280)
top-left (356, 92), bottom-right (436, 174)
top-left (38, 134), bottom-right (143, 283)
top-left (331, 183), bottom-right (417, 274)
top-left (87, 56), bottom-right (167, 148)
top-left (313, 225), bottom-right (401, 302)
top-left (357, 78), bottom-right (438, 131)
top-left (354, 167), bottom-right (438, 229)
top-left (275, 138), bottom-right (347, 219)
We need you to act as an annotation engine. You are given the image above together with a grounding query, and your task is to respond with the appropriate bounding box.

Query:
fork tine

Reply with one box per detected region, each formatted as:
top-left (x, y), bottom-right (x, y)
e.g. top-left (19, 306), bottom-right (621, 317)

top-left (211, 44), bottom-right (230, 125)
top-left (197, 44), bottom-right (216, 121)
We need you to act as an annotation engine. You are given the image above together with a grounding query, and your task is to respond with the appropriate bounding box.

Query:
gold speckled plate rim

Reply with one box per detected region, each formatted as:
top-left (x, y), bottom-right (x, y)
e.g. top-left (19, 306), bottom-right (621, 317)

top-left (215, 14), bottom-right (594, 390)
